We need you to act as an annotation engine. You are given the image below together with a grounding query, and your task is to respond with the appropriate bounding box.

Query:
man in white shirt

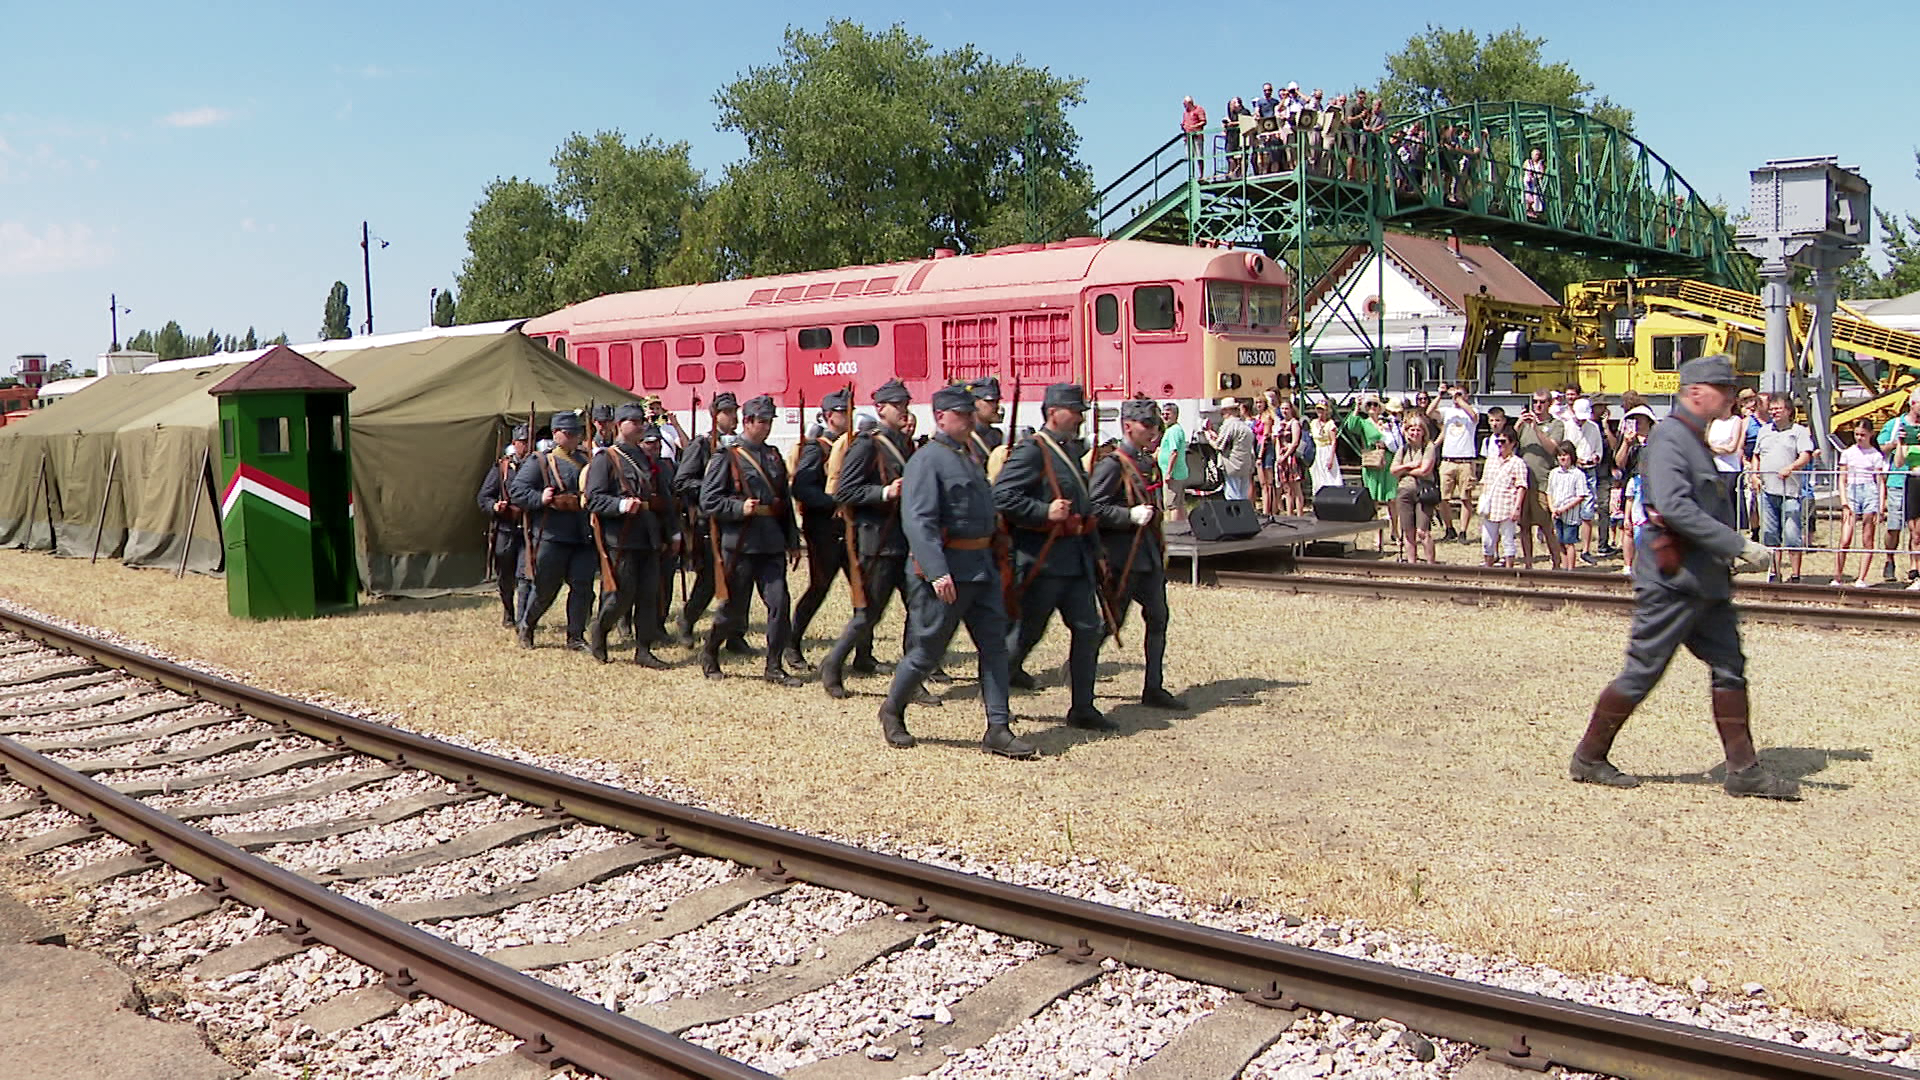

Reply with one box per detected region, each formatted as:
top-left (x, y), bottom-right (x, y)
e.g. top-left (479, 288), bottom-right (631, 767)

top-left (1431, 384), bottom-right (1479, 542)
top-left (1747, 394), bottom-right (1814, 582)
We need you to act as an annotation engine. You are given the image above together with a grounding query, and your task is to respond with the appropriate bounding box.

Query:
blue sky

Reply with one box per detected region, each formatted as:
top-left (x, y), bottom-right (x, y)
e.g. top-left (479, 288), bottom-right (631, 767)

top-left (4, 0), bottom-right (1916, 373)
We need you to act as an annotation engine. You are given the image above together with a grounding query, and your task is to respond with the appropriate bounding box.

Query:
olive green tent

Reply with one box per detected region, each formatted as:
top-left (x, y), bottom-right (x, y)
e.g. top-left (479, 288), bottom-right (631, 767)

top-left (0, 332), bottom-right (634, 596)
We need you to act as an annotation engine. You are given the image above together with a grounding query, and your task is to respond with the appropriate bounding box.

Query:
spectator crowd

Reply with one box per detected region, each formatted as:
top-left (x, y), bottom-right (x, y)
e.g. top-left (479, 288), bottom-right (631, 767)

top-left (1181, 383), bottom-right (1920, 588)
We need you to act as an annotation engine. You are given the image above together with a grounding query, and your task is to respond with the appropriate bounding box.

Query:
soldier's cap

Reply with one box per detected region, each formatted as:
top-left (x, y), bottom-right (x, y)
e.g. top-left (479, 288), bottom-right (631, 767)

top-left (1677, 354), bottom-right (1738, 387)
top-left (805, 422), bottom-right (825, 440)
top-left (510, 423), bottom-right (530, 441)
top-left (640, 424), bottom-right (662, 441)
top-left (710, 391), bottom-right (740, 413)
top-left (741, 394), bottom-right (777, 421)
top-left (591, 404), bottom-right (616, 422)
top-left (968, 376), bottom-right (1002, 401)
top-left (1042, 383), bottom-right (1088, 412)
top-left (550, 410), bottom-right (584, 433)
top-left (820, 387), bottom-right (852, 413)
top-left (855, 414), bottom-right (879, 433)
top-left (930, 385), bottom-right (975, 413)
top-left (872, 378), bottom-right (912, 405)
top-left (614, 402), bottom-right (648, 423)
top-left (1120, 399), bottom-right (1163, 426)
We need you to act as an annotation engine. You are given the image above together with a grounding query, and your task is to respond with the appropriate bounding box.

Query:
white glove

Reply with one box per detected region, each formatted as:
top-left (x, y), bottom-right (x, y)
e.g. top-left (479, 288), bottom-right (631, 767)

top-left (1129, 505), bottom-right (1155, 526)
top-left (620, 497), bottom-right (642, 514)
top-left (1731, 539), bottom-right (1773, 574)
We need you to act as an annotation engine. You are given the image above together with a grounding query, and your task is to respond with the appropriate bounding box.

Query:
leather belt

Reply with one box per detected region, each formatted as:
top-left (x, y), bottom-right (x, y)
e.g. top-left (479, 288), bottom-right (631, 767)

top-left (946, 536), bottom-right (993, 550)
top-left (1017, 518), bottom-right (1096, 537)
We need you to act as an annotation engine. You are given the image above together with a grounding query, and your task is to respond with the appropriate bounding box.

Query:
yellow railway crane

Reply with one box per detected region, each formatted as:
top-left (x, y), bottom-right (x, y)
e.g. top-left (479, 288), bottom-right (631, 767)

top-left (1461, 278), bottom-right (1920, 432)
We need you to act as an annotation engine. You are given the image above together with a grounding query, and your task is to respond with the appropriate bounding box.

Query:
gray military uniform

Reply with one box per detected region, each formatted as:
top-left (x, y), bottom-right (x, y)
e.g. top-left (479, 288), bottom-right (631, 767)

top-left (508, 441), bottom-right (595, 645)
top-left (1610, 399), bottom-right (1751, 700)
top-left (887, 430), bottom-right (1013, 726)
top-left (1088, 439), bottom-right (1171, 694)
top-left (993, 427), bottom-right (1103, 715)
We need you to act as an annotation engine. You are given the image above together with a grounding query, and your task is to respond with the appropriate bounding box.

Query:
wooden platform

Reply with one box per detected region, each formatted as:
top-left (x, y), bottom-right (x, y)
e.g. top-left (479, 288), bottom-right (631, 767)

top-left (1163, 514), bottom-right (1380, 585)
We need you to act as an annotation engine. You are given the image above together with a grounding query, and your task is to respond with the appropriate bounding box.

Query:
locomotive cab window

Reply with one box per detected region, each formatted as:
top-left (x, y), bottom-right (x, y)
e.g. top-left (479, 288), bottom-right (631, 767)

top-left (1133, 286), bottom-right (1176, 332)
top-left (1094, 294), bottom-right (1119, 335)
top-left (1205, 282), bottom-right (1244, 327)
top-left (843, 324), bottom-right (879, 348)
top-left (797, 328), bottom-right (832, 351)
top-left (1247, 285), bottom-right (1288, 329)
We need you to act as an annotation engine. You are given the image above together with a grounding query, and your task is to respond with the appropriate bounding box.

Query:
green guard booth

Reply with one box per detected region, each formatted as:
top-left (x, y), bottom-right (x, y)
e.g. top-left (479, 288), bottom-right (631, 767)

top-left (208, 346), bottom-right (358, 619)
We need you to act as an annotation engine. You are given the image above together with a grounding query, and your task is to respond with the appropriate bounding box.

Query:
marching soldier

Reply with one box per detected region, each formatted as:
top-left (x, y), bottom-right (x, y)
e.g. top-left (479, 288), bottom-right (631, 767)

top-left (967, 376), bottom-right (1005, 465)
top-left (673, 392), bottom-right (754, 655)
top-left (699, 394), bottom-right (804, 685)
top-left (789, 387), bottom-right (854, 672)
top-left (1570, 354), bottom-right (1794, 799)
top-left (476, 423), bottom-right (531, 627)
top-left (509, 410), bottom-right (595, 652)
top-left (584, 402), bottom-right (678, 669)
top-left (993, 383), bottom-right (1112, 730)
top-left (820, 379), bottom-right (923, 700)
top-left (590, 404), bottom-right (618, 451)
top-left (639, 424), bottom-right (680, 640)
top-left (886, 384), bottom-right (1038, 758)
top-left (1089, 399), bottom-right (1188, 709)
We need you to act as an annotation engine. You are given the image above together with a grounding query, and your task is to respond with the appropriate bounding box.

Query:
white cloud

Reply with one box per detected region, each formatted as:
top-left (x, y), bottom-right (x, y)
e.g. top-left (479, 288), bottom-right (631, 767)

top-left (159, 106), bottom-right (232, 128)
top-left (0, 223), bottom-right (113, 275)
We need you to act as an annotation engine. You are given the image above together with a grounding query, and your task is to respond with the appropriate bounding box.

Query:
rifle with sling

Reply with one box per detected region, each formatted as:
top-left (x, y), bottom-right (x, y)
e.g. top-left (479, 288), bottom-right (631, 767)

top-left (587, 452), bottom-right (618, 595)
top-left (712, 443), bottom-right (767, 603)
top-left (994, 374), bottom-right (1021, 617)
top-left (483, 425), bottom-right (510, 583)
top-left (1103, 448), bottom-right (1161, 615)
top-left (832, 381), bottom-right (869, 609)
top-left (1029, 431), bottom-right (1123, 641)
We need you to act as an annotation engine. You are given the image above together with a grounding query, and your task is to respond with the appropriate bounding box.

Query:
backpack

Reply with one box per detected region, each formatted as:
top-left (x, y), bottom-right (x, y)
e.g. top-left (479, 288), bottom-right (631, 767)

top-left (1295, 432), bottom-right (1316, 469)
top-left (822, 430), bottom-right (857, 495)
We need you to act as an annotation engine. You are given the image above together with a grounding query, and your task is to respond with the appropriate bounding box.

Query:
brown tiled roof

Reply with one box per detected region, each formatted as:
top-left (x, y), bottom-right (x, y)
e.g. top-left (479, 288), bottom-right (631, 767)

top-left (1383, 233), bottom-right (1558, 312)
top-left (207, 345), bottom-right (356, 396)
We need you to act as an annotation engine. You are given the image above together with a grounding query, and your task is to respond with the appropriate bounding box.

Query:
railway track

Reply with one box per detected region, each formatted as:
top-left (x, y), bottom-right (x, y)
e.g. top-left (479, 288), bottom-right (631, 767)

top-left (1215, 558), bottom-right (1920, 633)
top-left (0, 605), bottom-right (1910, 1080)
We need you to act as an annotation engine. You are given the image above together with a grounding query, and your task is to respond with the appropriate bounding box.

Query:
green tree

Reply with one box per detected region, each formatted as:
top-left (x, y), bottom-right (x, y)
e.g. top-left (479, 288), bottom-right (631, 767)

top-left (266, 332), bottom-right (290, 346)
top-left (455, 179), bottom-right (574, 322)
top-left (1378, 24), bottom-right (1632, 130)
top-left (667, 20), bottom-right (1092, 281)
top-left (321, 281), bottom-right (352, 340)
top-left (431, 289), bottom-right (456, 328)
top-left (45, 359), bottom-right (75, 381)
top-left (550, 132), bottom-right (705, 298)
top-left (154, 321), bottom-right (188, 360)
top-left (240, 327), bottom-right (259, 351)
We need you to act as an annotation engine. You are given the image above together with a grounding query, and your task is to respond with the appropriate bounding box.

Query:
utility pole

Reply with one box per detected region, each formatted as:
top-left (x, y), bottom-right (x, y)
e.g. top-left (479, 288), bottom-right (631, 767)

top-left (360, 222), bottom-right (376, 336)
top-left (108, 294), bottom-right (130, 351)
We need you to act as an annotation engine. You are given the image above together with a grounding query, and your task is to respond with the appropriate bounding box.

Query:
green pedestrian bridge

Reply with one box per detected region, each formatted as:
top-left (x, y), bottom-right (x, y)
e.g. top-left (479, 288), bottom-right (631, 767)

top-left (1075, 101), bottom-right (1756, 378)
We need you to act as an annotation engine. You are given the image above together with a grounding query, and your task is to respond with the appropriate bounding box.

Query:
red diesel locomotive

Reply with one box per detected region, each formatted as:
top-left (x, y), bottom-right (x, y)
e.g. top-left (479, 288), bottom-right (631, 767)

top-left (520, 238), bottom-right (1291, 431)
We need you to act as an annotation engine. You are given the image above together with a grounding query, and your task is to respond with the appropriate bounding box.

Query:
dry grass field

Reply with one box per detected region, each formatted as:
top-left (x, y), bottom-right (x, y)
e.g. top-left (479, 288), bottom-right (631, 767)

top-left (1, 546), bottom-right (1912, 1027)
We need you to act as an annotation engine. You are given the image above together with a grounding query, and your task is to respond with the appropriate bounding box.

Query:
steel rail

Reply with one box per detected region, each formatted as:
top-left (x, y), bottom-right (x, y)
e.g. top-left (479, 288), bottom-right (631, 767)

top-left (1285, 556), bottom-right (1920, 611)
top-left (1221, 568), bottom-right (1920, 633)
top-left (0, 607), bottom-right (1910, 1080)
top-left (0, 735), bottom-right (772, 1080)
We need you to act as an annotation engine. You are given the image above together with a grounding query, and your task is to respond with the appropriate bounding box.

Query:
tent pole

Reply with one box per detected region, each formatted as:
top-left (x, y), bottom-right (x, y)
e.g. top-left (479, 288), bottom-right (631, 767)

top-left (89, 446), bottom-right (120, 564)
top-left (31, 455), bottom-right (50, 552)
top-left (176, 447), bottom-right (211, 579)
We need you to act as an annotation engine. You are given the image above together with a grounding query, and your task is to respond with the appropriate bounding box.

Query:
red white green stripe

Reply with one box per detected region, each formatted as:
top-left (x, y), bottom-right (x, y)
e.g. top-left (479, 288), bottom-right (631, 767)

top-left (221, 463), bottom-right (311, 522)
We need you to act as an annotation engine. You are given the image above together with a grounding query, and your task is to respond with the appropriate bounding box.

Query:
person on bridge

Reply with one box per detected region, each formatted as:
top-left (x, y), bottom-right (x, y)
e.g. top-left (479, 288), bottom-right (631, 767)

top-left (1569, 355), bottom-right (1797, 800)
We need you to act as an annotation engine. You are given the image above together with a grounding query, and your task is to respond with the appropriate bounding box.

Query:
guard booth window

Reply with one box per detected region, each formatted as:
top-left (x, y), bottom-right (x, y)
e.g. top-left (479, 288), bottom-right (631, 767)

top-left (1651, 334), bottom-right (1706, 372)
top-left (221, 419), bottom-right (235, 457)
top-left (259, 416), bottom-right (291, 455)
top-left (1094, 294), bottom-right (1119, 335)
top-left (1133, 285), bottom-right (1176, 332)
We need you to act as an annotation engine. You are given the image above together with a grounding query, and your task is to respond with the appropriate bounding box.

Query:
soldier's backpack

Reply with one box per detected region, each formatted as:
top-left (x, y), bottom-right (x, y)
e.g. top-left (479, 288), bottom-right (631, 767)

top-left (822, 430), bottom-right (857, 495)
top-left (985, 441), bottom-right (1012, 482)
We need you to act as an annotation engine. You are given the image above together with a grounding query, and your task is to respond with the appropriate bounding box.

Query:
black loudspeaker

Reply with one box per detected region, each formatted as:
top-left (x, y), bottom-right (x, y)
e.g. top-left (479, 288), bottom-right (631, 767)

top-left (1190, 498), bottom-right (1262, 541)
top-left (1312, 484), bottom-right (1377, 522)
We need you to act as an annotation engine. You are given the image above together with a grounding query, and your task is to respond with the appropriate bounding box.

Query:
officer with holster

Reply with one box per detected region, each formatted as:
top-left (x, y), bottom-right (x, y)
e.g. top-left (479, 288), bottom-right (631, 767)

top-left (584, 402), bottom-right (678, 668)
top-left (888, 384), bottom-right (1038, 758)
top-left (1570, 354), bottom-right (1796, 799)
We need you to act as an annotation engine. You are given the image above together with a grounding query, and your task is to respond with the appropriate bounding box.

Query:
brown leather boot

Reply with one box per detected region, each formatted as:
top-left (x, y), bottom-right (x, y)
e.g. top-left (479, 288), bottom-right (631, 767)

top-left (1714, 688), bottom-right (1800, 800)
top-left (1569, 685), bottom-right (1640, 788)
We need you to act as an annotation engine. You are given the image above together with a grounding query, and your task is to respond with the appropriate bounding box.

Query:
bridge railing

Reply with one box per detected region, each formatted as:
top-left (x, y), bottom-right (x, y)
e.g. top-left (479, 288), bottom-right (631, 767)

top-left (1080, 132), bottom-right (1192, 239)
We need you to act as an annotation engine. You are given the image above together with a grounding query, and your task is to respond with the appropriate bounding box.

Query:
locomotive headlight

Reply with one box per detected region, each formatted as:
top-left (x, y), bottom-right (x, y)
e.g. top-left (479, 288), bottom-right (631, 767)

top-left (1218, 373), bottom-right (1243, 391)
